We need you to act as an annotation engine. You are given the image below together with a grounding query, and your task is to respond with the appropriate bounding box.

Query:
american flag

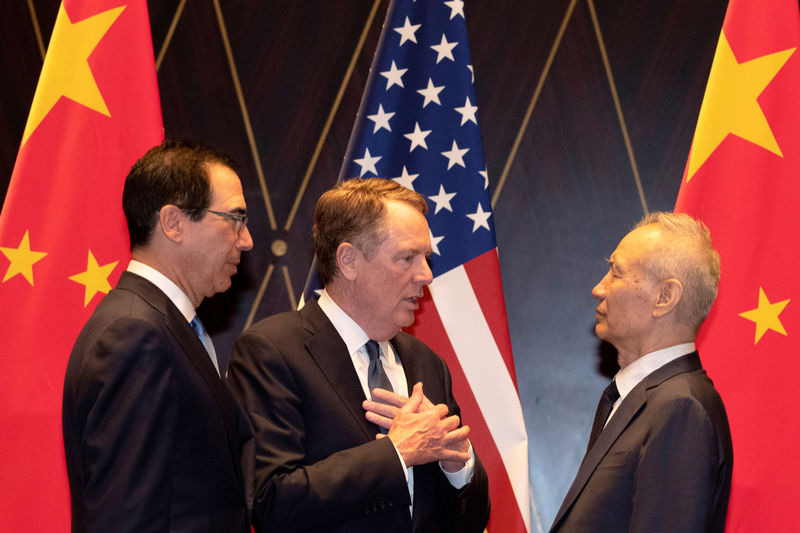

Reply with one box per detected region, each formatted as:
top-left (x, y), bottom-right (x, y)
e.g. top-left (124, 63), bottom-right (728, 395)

top-left (329, 0), bottom-right (531, 530)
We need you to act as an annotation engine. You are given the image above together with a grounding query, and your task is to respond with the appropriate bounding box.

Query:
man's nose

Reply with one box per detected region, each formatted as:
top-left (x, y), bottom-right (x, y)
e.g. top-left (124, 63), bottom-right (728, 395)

top-left (591, 274), bottom-right (608, 300)
top-left (237, 225), bottom-right (254, 251)
top-left (417, 256), bottom-right (433, 285)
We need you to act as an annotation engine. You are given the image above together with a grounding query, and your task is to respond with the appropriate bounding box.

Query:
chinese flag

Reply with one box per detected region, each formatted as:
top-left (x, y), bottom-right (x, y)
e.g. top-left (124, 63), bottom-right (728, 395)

top-left (0, 1), bottom-right (162, 529)
top-left (675, 0), bottom-right (800, 530)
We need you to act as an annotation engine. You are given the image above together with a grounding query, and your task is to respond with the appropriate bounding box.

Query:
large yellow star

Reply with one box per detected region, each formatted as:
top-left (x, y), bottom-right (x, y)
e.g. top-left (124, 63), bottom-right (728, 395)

top-left (68, 250), bottom-right (118, 306)
top-left (21, 4), bottom-right (126, 147)
top-left (686, 32), bottom-right (795, 181)
top-left (739, 287), bottom-right (790, 344)
top-left (0, 231), bottom-right (48, 285)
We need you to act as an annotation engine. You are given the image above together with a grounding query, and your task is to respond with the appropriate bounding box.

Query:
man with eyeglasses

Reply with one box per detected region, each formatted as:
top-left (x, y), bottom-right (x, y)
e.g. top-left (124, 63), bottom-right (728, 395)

top-left (62, 140), bottom-right (255, 532)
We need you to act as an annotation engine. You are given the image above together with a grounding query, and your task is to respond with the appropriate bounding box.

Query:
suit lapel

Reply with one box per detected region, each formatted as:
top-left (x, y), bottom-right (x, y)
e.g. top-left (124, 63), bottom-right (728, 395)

top-left (551, 384), bottom-right (647, 529)
top-left (302, 299), bottom-right (378, 439)
top-left (551, 352), bottom-right (704, 530)
top-left (391, 333), bottom-right (416, 396)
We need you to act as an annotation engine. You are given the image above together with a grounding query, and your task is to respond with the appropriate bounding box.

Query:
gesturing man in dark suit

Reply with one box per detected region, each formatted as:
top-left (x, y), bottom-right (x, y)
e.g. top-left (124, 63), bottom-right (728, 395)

top-left (550, 212), bottom-right (733, 533)
top-left (62, 140), bottom-right (255, 532)
top-left (228, 178), bottom-right (490, 532)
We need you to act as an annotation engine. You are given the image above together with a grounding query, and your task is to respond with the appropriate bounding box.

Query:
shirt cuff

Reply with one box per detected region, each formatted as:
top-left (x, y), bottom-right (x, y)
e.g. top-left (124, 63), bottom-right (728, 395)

top-left (390, 439), bottom-right (410, 483)
top-left (439, 442), bottom-right (475, 489)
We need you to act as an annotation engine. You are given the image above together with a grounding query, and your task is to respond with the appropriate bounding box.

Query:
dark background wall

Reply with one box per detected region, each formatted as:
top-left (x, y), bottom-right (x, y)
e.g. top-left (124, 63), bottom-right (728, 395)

top-left (0, 0), bottom-right (727, 529)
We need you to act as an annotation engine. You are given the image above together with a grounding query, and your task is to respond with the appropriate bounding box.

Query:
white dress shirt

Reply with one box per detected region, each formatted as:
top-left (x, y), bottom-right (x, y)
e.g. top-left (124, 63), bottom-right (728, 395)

top-left (317, 289), bottom-right (474, 514)
top-left (127, 260), bottom-right (222, 375)
top-left (606, 342), bottom-right (696, 425)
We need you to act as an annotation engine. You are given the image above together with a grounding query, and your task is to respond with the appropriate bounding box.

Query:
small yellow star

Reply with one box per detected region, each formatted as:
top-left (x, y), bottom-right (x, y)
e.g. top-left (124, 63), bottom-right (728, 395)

top-left (68, 250), bottom-right (118, 306)
top-left (0, 231), bottom-right (48, 285)
top-left (739, 287), bottom-right (790, 344)
top-left (21, 3), bottom-right (126, 146)
top-left (687, 32), bottom-right (795, 182)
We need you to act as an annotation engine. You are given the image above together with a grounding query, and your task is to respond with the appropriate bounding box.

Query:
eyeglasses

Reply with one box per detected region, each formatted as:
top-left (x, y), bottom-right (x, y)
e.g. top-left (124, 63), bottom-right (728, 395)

top-left (206, 209), bottom-right (248, 236)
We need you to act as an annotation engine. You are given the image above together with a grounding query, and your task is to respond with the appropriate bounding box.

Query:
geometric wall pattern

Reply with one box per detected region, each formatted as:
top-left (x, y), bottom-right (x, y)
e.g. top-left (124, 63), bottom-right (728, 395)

top-left (0, 1), bottom-right (725, 529)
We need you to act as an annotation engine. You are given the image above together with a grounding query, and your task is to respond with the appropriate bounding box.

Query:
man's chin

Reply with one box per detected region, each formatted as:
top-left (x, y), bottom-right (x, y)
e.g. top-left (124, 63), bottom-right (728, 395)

top-left (398, 311), bottom-right (417, 329)
top-left (594, 324), bottom-right (607, 340)
top-left (213, 278), bottom-right (233, 295)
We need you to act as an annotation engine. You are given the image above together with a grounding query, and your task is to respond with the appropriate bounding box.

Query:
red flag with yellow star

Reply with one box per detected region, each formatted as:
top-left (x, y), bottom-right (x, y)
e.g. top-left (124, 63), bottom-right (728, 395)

top-left (675, 0), bottom-right (800, 529)
top-left (0, 1), bottom-right (162, 529)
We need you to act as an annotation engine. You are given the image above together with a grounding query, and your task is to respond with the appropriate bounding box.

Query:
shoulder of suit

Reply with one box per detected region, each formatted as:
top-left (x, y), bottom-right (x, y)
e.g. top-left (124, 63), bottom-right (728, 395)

top-left (393, 330), bottom-right (429, 350)
top-left (240, 308), bottom-right (306, 340)
top-left (392, 331), bottom-right (447, 368)
top-left (645, 367), bottom-right (723, 411)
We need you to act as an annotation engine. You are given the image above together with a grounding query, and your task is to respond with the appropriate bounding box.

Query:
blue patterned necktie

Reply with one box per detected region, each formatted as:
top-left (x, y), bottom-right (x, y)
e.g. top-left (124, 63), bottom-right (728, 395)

top-left (365, 340), bottom-right (393, 399)
top-left (365, 340), bottom-right (393, 434)
top-left (190, 315), bottom-right (222, 376)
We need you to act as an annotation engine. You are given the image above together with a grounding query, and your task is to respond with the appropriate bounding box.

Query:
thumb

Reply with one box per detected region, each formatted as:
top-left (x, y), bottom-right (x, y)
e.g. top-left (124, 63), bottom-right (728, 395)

top-left (402, 382), bottom-right (424, 413)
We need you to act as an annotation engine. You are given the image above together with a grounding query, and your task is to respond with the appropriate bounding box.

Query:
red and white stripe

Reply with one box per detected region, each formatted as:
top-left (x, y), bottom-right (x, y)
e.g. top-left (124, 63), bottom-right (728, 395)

top-left (411, 249), bottom-right (531, 532)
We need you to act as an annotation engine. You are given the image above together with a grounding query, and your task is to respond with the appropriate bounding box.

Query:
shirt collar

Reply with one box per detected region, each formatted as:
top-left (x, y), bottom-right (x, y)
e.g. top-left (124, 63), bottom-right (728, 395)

top-left (317, 289), bottom-right (371, 357)
top-left (127, 260), bottom-right (195, 323)
top-left (614, 342), bottom-right (696, 400)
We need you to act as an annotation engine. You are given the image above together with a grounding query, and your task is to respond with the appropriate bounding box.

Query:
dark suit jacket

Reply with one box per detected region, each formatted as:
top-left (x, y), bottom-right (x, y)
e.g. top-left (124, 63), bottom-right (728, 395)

top-left (550, 352), bottom-right (733, 533)
top-left (227, 297), bottom-right (490, 532)
top-left (62, 271), bottom-right (253, 533)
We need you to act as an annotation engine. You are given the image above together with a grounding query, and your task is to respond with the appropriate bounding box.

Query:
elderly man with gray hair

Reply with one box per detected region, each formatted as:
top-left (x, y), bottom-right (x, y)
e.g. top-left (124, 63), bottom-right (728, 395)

top-left (551, 212), bottom-right (733, 533)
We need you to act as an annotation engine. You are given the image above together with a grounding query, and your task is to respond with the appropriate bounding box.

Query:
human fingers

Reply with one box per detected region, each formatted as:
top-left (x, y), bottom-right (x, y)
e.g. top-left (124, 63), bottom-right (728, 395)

top-left (442, 425), bottom-right (471, 448)
top-left (439, 413), bottom-right (462, 433)
top-left (362, 398), bottom-right (399, 419)
top-left (431, 402), bottom-right (450, 420)
top-left (364, 409), bottom-right (393, 430)
top-left (369, 388), bottom-right (410, 408)
top-left (418, 390), bottom-right (435, 410)
top-left (400, 382), bottom-right (424, 413)
top-left (437, 446), bottom-right (471, 464)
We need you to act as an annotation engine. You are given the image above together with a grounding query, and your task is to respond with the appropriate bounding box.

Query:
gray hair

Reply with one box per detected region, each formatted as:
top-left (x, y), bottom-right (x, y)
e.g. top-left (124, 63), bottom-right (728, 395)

top-left (634, 212), bottom-right (720, 332)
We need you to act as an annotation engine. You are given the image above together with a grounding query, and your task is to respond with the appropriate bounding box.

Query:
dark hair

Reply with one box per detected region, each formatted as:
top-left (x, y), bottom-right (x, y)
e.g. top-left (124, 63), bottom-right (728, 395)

top-left (122, 140), bottom-right (238, 249)
top-left (313, 178), bottom-right (428, 286)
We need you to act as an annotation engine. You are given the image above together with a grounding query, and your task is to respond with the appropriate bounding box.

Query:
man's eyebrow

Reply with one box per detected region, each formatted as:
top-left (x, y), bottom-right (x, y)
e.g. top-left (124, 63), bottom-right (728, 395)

top-left (606, 257), bottom-right (622, 271)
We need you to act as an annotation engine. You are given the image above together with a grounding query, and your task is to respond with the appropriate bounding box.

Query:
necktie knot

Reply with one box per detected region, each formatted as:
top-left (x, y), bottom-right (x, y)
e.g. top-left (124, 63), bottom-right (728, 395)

top-left (365, 340), bottom-right (381, 362)
top-left (190, 315), bottom-right (225, 377)
top-left (190, 316), bottom-right (207, 337)
top-left (603, 380), bottom-right (620, 403)
top-left (587, 379), bottom-right (619, 452)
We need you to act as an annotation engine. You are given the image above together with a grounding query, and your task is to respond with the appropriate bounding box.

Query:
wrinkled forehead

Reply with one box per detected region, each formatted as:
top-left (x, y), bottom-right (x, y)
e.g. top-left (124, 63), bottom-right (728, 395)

top-left (613, 225), bottom-right (663, 264)
top-left (381, 201), bottom-right (430, 243)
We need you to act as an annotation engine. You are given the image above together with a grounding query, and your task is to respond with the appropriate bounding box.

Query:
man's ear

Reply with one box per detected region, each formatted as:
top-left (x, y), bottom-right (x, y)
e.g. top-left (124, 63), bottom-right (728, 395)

top-left (653, 278), bottom-right (683, 318)
top-left (336, 242), bottom-right (358, 281)
top-left (158, 205), bottom-right (185, 244)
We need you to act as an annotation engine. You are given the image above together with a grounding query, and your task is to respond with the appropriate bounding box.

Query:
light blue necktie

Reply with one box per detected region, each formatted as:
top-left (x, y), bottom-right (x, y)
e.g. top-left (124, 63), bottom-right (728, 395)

top-left (190, 315), bottom-right (222, 376)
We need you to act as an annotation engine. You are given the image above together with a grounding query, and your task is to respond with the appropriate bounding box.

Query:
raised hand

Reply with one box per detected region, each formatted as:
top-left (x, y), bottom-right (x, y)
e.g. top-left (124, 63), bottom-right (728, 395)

top-left (363, 382), bottom-right (471, 468)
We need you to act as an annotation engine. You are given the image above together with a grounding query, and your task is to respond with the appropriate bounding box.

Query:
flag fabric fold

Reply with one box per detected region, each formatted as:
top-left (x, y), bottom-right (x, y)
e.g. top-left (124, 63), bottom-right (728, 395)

top-left (332, 0), bottom-right (531, 530)
top-left (0, 0), bottom-right (163, 529)
top-left (675, 0), bottom-right (800, 530)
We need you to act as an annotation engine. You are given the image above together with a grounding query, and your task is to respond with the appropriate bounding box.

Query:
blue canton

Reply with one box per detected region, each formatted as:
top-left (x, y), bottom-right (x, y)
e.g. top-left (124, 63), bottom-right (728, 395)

top-left (339, 0), bottom-right (496, 277)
